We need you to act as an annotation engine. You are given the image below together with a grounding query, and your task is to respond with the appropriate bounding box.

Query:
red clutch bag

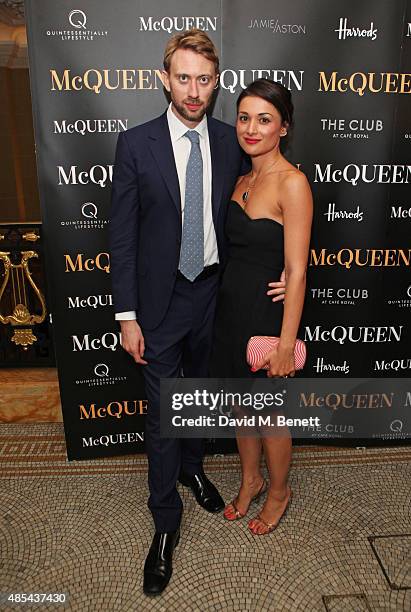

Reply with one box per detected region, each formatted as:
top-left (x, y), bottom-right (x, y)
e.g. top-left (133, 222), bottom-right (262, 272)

top-left (246, 336), bottom-right (307, 371)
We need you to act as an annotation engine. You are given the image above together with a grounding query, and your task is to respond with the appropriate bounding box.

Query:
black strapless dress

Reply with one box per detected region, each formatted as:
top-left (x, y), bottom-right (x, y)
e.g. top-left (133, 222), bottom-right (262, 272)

top-left (209, 200), bottom-right (284, 378)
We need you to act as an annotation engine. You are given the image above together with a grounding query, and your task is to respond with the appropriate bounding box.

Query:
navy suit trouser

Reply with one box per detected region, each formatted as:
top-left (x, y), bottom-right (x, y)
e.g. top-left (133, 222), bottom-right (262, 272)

top-left (141, 272), bottom-right (219, 532)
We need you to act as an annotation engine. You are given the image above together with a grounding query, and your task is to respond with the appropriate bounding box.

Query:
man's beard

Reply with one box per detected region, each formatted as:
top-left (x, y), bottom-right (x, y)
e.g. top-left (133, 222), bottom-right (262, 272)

top-left (171, 95), bottom-right (211, 123)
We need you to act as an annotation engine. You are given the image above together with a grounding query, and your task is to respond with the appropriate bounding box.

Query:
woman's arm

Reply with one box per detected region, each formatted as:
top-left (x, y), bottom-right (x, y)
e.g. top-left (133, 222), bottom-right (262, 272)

top-left (265, 171), bottom-right (313, 377)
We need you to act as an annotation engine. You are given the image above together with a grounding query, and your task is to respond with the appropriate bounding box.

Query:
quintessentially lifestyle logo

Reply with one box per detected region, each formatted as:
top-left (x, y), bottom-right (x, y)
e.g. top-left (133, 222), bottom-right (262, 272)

top-left (313, 358), bottom-right (350, 374)
top-left (386, 285), bottom-right (411, 309)
top-left (60, 202), bottom-right (109, 230)
top-left (45, 10), bottom-right (108, 41)
top-left (320, 118), bottom-right (383, 139)
top-left (247, 18), bottom-right (306, 34)
top-left (71, 332), bottom-right (121, 352)
top-left (75, 362), bottom-right (127, 387)
top-left (309, 248), bottom-right (411, 269)
top-left (57, 165), bottom-right (113, 187)
top-left (310, 287), bottom-right (368, 305)
top-left (314, 164), bottom-right (411, 186)
top-left (65, 252), bottom-right (110, 273)
top-left (79, 399), bottom-right (147, 420)
top-left (374, 358), bottom-right (411, 372)
top-left (323, 202), bottom-right (363, 222)
top-left (334, 17), bottom-right (378, 41)
top-left (67, 294), bottom-right (113, 310)
top-left (138, 16), bottom-right (217, 33)
top-left (390, 205), bottom-right (411, 219)
top-left (318, 72), bottom-right (411, 95)
top-left (50, 68), bottom-right (304, 95)
top-left (304, 325), bottom-right (403, 344)
top-left (53, 118), bottom-right (128, 136)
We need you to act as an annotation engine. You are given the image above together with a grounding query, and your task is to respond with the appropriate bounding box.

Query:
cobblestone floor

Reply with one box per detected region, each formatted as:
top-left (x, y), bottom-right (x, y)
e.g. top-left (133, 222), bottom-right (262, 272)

top-left (0, 424), bottom-right (410, 611)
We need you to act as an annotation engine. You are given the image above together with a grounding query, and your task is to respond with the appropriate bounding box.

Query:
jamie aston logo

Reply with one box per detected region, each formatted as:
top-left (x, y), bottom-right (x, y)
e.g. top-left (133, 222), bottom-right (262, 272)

top-left (334, 17), bottom-right (378, 40)
top-left (247, 18), bottom-right (306, 34)
top-left (46, 9), bottom-right (108, 41)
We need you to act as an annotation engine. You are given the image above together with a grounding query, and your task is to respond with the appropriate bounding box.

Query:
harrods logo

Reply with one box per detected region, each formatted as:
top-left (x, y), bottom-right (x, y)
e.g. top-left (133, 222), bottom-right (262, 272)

top-left (138, 16), bottom-right (217, 33)
top-left (334, 17), bottom-right (378, 41)
top-left (247, 18), bottom-right (306, 34)
top-left (45, 9), bottom-right (108, 41)
top-left (79, 399), bottom-right (147, 420)
top-left (53, 118), bottom-right (128, 136)
top-left (313, 358), bottom-right (350, 375)
top-left (323, 203), bottom-right (363, 222)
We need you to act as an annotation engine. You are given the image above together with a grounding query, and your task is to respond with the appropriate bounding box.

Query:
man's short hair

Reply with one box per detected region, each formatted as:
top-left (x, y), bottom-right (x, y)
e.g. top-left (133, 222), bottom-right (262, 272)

top-left (163, 28), bottom-right (219, 74)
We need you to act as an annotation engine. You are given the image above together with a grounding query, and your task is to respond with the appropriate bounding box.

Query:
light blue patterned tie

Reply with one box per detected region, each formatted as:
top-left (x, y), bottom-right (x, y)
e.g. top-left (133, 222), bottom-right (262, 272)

top-left (179, 130), bottom-right (204, 281)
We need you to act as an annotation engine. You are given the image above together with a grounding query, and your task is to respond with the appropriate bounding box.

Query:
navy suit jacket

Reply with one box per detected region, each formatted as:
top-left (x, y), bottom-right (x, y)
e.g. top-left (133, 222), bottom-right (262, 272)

top-left (109, 111), bottom-right (248, 330)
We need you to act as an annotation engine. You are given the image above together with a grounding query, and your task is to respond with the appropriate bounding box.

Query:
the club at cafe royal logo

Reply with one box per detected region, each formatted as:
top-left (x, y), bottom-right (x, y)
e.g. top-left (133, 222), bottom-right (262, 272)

top-left (310, 287), bottom-right (368, 306)
top-left (60, 202), bottom-right (109, 230)
top-left (45, 9), bottom-right (108, 41)
top-left (75, 362), bottom-right (127, 387)
top-left (320, 118), bottom-right (383, 140)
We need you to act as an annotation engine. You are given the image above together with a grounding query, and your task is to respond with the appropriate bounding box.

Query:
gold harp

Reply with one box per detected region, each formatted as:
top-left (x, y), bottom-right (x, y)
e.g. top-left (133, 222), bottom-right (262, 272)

top-left (0, 250), bottom-right (47, 349)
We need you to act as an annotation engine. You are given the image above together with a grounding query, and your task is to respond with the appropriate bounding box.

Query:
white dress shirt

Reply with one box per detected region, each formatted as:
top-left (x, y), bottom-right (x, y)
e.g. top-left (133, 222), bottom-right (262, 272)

top-left (115, 103), bottom-right (218, 321)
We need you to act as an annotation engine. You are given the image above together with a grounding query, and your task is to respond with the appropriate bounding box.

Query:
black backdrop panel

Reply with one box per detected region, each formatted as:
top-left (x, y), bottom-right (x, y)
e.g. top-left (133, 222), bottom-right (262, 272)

top-left (24, 0), bottom-right (411, 459)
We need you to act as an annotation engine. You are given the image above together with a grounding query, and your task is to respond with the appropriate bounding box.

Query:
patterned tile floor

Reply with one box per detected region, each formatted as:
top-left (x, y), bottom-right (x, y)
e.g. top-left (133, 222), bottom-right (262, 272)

top-left (0, 424), bottom-right (410, 611)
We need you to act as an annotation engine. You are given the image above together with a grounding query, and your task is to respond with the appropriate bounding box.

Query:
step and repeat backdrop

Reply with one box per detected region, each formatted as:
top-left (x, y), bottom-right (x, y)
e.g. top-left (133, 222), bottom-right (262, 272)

top-left (25, 0), bottom-right (411, 459)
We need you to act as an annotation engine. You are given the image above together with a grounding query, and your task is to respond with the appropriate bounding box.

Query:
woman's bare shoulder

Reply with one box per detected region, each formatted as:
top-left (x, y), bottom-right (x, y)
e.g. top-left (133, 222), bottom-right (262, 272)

top-left (278, 166), bottom-right (310, 193)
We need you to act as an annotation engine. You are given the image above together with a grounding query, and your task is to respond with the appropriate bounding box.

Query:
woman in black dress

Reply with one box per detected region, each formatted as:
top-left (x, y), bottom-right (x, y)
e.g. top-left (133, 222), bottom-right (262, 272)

top-left (209, 79), bottom-right (312, 535)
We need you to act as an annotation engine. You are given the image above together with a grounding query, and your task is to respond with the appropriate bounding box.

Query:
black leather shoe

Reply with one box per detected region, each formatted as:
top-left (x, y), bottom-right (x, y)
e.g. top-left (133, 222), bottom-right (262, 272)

top-left (143, 529), bottom-right (180, 596)
top-left (179, 471), bottom-right (225, 512)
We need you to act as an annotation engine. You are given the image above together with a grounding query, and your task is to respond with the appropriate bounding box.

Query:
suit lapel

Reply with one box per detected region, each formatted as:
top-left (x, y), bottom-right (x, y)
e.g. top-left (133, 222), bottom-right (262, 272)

top-left (208, 117), bottom-right (226, 223)
top-left (148, 113), bottom-right (181, 215)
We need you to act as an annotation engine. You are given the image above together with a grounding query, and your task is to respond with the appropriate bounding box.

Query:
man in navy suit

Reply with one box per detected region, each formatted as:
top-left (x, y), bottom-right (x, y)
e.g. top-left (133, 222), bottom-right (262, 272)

top-left (109, 29), bottom-right (283, 595)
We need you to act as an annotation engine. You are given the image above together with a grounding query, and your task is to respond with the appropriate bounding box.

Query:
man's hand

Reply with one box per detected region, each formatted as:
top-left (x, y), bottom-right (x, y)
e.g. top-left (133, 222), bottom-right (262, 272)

top-left (119, 320), bottom-right (147, 365)
top-left (267, 268), bottom-right (286, 303)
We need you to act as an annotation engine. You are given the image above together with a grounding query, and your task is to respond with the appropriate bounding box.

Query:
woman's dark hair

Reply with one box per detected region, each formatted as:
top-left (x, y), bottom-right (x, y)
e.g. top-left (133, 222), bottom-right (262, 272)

top-left (236, 78), bottom-right (294, 127)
